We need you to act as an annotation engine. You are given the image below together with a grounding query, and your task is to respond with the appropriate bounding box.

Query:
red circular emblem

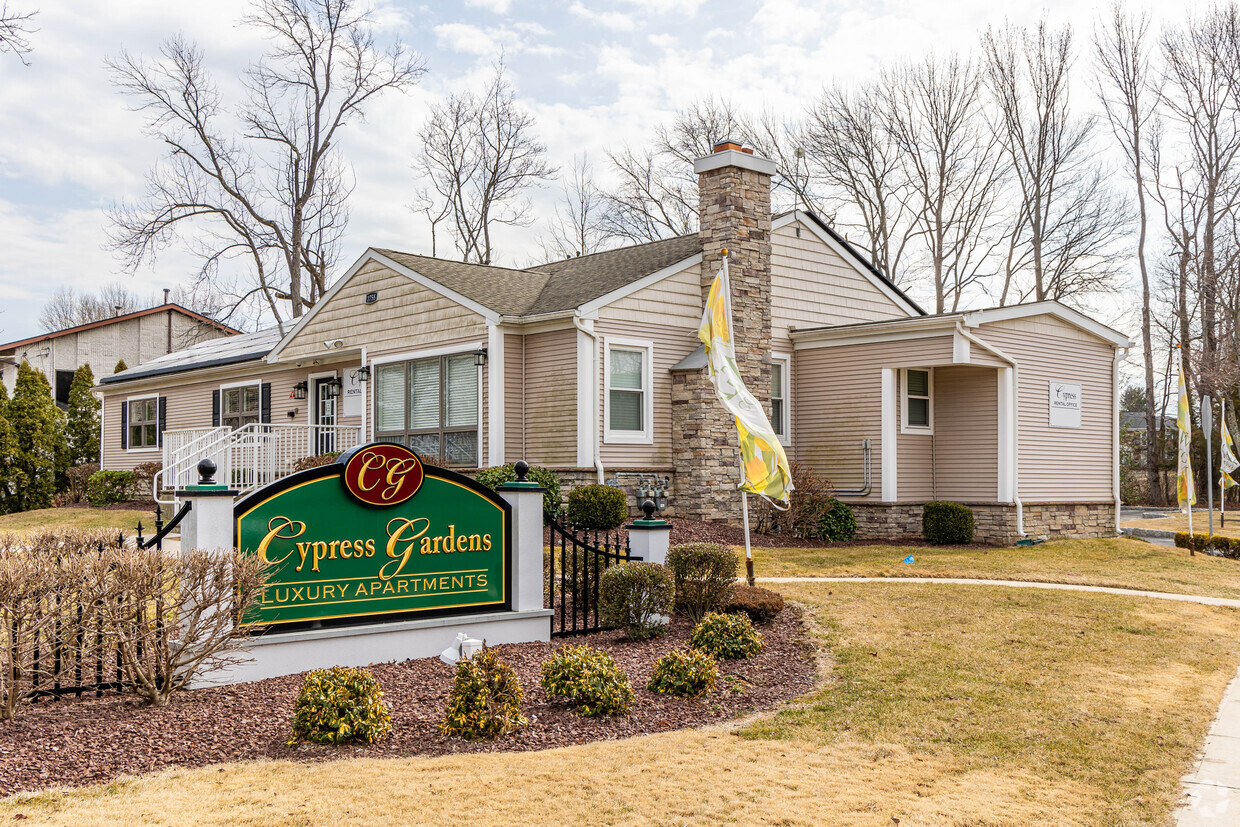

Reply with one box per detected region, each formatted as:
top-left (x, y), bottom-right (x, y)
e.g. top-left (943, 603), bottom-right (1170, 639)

top-left (342, 444), bottom-right (425, 507)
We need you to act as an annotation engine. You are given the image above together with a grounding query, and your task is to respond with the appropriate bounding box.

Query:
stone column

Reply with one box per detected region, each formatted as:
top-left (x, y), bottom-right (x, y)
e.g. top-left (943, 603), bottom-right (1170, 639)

top-left (672, 141), bottom-right (776, 523)
top-left (178, 459), bottom-right (238, 552)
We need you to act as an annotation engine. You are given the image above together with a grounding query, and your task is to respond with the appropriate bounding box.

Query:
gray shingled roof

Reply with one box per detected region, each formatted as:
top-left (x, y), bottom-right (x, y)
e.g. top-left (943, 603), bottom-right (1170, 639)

top-left (375, 234), bottom-right (702, 317)
top-left (99, 328), bottom-right (281, 384)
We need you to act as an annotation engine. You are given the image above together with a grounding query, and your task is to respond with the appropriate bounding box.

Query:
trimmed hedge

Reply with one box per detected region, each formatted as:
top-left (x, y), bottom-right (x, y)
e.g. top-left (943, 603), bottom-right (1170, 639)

top-left (923, 501), bottom-right (975, 545)
top-left (475, 463), bottom-right (561, 517)
top-left (567, 484), bottom-right (628, 530)
top-left (1175, 532), bottom-right (1240, 558)
top-left (689, 612), bottom-right (764, 660)
top-left (86, 470), bottom-right (137, 506)
top-left (723, 584), bottom-right (785, 624)
top-left (666, 542), bottom-right (739, 622)
top-left (289, 667), bottom-right (392, 745)
top-left (647, 649), bottom-right (717, 699)
top-left (540, 645), bottom-right (634, 717)
top-left (441, 649), bottom-right (527, 740)
top-left (599, 561), bottom-right (673, 640)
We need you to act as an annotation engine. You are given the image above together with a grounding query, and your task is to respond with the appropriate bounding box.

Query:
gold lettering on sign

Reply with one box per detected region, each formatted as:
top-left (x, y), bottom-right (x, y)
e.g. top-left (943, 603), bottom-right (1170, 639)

top-left (381, 517), bottom-right (431, 580)
top-left (256, 517), bottom-right (305, 566)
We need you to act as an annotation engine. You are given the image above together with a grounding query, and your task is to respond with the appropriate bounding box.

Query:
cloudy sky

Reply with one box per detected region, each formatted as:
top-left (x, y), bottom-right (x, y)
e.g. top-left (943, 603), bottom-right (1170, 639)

top-left (0, 0), bottom-right (1183, 347)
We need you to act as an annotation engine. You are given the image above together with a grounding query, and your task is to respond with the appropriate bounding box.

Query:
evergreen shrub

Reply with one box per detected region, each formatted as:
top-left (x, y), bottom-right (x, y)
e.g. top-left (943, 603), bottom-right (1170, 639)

top-left (922, 501), bottom-right (975, 545)
top-left (723, 584), bottom-right (785, 624)
top-left (475, 462), bottom-right (561, 517)
top-left (289, 667), bottom-right (392, 745)
top-left (441, 649), bottom-right (528, 740)
top-left (818, 498), bottom-right (857, 541)
top-left (567, 484), bottom-right (628, 530)
top-left (689, 612), bottom-right (764, 660)
top-left (666, 543), bottom-right (739, 622)
top-left (599, 561), bottom-right (674, 640)
top-left (87, 470), bottom-right (137, 506)
top-left (647, 649), bottom-right (717, 699)
top-left (540, 644), bottom-right (634, 717)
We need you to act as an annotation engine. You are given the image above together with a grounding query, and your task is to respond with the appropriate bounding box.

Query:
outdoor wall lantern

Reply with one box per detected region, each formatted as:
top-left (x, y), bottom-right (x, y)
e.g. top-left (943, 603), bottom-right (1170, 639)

top-left (356, 365), bottom-right (371, 382)
top-left (321, 378), bottom-right (343, 399)
top-left (291, 381), bottom-right (308, 401)
top-left (473, 347), bottom-right (488, 367)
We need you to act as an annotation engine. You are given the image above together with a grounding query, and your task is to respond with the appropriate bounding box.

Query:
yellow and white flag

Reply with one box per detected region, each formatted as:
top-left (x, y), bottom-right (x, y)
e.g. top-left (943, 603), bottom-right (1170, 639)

top-left (698, 255), bottom-right (793, 505)
top-left (1176, 349), bottom-right (1196, 511)
top-left (1222, 407), bottom-right (1238, 490)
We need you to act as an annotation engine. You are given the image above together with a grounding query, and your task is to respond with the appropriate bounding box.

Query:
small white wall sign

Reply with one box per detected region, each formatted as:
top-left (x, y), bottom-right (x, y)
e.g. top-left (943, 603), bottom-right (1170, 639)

top-left (342, 368), bottom-right (365, 418)
top-left (1049, 380), bottom-right (1082, 428)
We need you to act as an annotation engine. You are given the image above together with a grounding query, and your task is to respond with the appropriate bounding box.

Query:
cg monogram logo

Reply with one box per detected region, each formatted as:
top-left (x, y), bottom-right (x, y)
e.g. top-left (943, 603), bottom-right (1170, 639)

top-left (342, 443), bottom-right (425, 506)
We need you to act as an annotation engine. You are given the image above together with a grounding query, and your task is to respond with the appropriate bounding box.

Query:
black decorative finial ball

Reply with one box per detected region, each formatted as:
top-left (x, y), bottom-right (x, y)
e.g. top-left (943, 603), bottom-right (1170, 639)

top-left (514, 460), bottom-right (529, 482)
top-left (197, 458), bottom-right (217, 485)
top-left (642, 499), bottom-right (656, 520)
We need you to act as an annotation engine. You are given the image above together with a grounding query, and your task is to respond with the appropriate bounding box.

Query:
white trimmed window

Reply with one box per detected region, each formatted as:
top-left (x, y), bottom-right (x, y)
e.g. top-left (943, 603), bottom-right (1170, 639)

top-left (901, 368), bottom-right (933, 433)
top-left (221, 384), bottom-right (261, 430)
top-left (771, 354), bottom-right (791, 444)
top-left (604, 338), bottom-right (654, 444)
top-left (126, 395), bottom-right (159, 450)
top-left (374, 353), bottom-right (480, 466)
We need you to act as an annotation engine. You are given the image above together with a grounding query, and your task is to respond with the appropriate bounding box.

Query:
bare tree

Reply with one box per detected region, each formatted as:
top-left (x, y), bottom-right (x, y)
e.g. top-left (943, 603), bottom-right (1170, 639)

top-left (0, 2), bottom-right (35, 64)
top-left (416, 61), bottom-right (556, 265)
top-left (538, 154), bottom-right (609, 260)
top-left (885, 54), bottom-right (1006, 311)
top-left (108, 0), bottom-right (423, 326)
top-left (983, 18), bottom-right (1129, 304)
top-left (805, 80), bottom-right (915, 286)
top-left (1094, 3), bottom-right (1164, 503)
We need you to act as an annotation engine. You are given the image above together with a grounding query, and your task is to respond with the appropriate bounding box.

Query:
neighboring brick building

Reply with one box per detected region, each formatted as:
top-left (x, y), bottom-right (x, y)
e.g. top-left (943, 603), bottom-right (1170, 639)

top-left (0, 304), bottom-right (237, 407)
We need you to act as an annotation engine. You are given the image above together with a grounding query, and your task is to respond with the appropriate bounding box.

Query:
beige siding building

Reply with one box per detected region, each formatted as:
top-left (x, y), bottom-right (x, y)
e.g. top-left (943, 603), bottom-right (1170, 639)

top-left (96, 142), bottom-right (1130, 544)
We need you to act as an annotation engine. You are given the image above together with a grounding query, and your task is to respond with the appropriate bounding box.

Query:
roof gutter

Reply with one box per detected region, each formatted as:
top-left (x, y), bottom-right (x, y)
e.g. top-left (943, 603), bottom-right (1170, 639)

top-left (955, 322), bottom-right (1025, 538)
top-left (572, 314), bottom-right (605, 484)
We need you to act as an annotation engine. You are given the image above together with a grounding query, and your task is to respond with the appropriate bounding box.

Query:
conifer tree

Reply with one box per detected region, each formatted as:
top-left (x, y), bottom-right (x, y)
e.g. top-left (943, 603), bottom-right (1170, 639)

top-left (0, 382), bottom-right (14, 514)
top-left (113, 359), bottom-right (128, 373)
top-left (65, 363), bottom-right (101, 465)
top-left (7, 362), bottom-right (60, 511)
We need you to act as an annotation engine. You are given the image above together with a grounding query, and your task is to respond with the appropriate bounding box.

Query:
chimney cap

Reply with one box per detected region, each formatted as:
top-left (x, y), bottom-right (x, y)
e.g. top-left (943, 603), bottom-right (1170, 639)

top-left (713, 139), bottom-right (748, 154)
top-left (694, 144), bottom-right (778, 176)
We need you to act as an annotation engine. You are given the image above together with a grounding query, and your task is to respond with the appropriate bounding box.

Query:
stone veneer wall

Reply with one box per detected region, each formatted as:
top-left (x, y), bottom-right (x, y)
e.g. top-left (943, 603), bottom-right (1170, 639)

top-left (470, 467), bottom-right (680, 520)
top-left (672, 150), bottom-right (773, 523)
top-left (847, 502), bottom-right (1118, 546)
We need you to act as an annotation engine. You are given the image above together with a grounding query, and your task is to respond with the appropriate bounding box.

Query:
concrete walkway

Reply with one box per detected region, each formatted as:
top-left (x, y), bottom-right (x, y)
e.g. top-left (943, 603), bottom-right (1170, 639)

top-left (754, 575), bottom-right (1240, 822)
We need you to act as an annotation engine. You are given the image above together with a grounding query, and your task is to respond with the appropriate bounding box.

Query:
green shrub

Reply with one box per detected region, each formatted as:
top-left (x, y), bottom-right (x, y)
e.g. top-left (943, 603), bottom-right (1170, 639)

top-left (540, 644), bottom-right (634, 717)
top-left (599, 561), bottom-right (674, 640)
top-left (567, 484), bottom-right (628, 530)
top-left (288, 667), bottom-right (392, 745)
top-left (1206, 534), bottom-right (1234, 556)
top-left (723, 584), bottom-right (785, 624)
top-left (666, 543), bottom-right (739, 622)
top-left (86, 470), bottom-right (137, 506)
top-left (689, 612), bottom-right (764, 660)
top-left (647, 649), bottom-right (717, 699)
top-left (475, 462), bottom-right (561, 517)
top-left (441, 649), bottom-right (527, 740)
top-left (922, 501), bottom-right (975, 545)
top-left (818, 498), bottom-right (857, 541)
top-left (1174, 532), bottom-right (1228, 554)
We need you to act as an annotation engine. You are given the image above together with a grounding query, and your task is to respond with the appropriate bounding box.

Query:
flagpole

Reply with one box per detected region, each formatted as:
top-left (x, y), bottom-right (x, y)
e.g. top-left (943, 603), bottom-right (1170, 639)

top-left (720, 249), bottom-right (757, 587)
top-left (1223, 398), bottom-right (1227, 528)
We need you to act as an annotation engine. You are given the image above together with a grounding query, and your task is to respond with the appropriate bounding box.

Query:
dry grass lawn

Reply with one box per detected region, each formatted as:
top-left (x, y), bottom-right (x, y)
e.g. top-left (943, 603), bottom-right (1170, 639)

top-left (0, 506), bottom-right (152, 536)
top-left (5, 581), bottom-right (1238, 826)
top-left (753, 536), bottom-right (1240, 600)
top-left (1125, 510), bottom-right (1240, 538)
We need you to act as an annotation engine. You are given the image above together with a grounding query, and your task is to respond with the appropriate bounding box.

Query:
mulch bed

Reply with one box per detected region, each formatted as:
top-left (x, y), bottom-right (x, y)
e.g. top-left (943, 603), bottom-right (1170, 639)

top-left (0, 608), bottom-right (815, 797)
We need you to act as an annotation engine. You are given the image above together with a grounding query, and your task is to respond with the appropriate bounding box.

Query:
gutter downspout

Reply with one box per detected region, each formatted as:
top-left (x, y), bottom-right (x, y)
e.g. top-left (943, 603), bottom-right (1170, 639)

top-left (956, 322), bottom-right (1025, 537)
top-left (1113, 347), bottom-right (1128, 535)
top-left (572, 315), bottom-right (605, 483)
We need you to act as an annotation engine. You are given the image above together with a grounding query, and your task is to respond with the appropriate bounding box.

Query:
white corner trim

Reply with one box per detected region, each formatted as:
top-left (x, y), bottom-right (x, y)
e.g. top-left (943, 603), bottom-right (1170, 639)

top-left (576, 322), bottom-right (596, 467)
top-left (602, 336), bottom-right (655, 445)
top-left (487, 324), bottom-right (505, 466)
top-left (577, 253), bottom-right (704, 316)
top-left (774, 211), bottom-right (922, 318)
top-left (963, 302), bottom-right (1133, 348)
top-left (952, 332), bottom-right (971, 364)
top-left (881, 368), bottom-right (898, 502)
top-left (997, 366), bottom-right (1015, 502)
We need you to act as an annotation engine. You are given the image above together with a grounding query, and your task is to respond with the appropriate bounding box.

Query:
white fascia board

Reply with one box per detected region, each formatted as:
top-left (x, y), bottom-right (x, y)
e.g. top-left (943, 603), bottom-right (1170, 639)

top-left (775, 211), bottom-right (921, 318)
top-left (267, 250), bottom-right (375, 363)
top-left (487, 324), bottom-right (505, 466)
top-left (963, 302), bottom-right (1134, 348)
top-left (577, 253), bottom-right (704, 316)
top-left (791, 319), bottom-right (963, 351)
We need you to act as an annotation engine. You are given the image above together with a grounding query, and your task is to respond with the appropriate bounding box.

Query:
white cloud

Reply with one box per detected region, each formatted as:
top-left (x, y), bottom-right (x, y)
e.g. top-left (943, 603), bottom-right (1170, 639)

top-left (569, 3), bottom-right (636, 32)
top-left (466, 0), bottom-right (513, 13)
top-left (621, 0), bottom-right (704, 15)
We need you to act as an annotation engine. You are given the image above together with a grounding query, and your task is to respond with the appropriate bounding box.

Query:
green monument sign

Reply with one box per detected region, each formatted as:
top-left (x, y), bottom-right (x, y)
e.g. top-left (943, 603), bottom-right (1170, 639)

top-left (234, 443), bottom-right (510, 628)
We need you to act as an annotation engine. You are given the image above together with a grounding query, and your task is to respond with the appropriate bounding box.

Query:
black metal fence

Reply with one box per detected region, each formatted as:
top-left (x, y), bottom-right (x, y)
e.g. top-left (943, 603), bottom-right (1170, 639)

top-left (546, 511), bottom-right (639, 637)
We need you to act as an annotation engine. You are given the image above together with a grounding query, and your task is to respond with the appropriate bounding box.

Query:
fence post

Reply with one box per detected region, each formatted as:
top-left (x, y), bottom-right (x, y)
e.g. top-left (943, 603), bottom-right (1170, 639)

top-left (178, 458), bottom-right (239, 553)
top-left (626, 500), bottom-right (671, 564)
top-left (497, 460), bottom-right (545, 615)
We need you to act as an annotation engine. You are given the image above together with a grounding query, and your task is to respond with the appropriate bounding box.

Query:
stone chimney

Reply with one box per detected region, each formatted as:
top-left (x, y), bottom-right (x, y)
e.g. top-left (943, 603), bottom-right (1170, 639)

top-left (671, 140), bottom-right (776, 522)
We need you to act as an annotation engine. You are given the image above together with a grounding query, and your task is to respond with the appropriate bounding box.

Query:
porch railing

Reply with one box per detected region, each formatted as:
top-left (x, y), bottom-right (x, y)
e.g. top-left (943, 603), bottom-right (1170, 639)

top-left (156, 423), bottom-right (363, 503)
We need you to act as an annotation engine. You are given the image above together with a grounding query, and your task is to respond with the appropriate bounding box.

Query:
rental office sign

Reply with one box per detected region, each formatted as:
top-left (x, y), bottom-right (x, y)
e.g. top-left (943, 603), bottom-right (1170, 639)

top-left (234, 443), bottom-right (509, 627)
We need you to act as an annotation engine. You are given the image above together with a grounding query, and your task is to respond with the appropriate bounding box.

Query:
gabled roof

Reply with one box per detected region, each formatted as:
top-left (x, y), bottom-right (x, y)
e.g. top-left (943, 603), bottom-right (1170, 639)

top-left (99, 327), bottom-right (280, 384)
top-left (0, 304), bottom-right (239, 353)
